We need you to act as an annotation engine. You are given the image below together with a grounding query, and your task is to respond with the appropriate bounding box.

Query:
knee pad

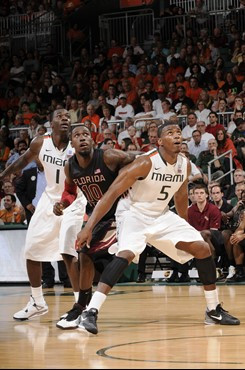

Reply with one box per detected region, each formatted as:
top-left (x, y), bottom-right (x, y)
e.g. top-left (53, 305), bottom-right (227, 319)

top-left (100, 256), bottom-right (128, 288)
top-left (195, 256), bottom-right (216, 285)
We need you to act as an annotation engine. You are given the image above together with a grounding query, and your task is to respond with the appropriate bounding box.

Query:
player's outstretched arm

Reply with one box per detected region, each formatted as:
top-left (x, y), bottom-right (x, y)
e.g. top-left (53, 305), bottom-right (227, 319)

top-left (76, 155), bottom-right (151, 249)
top-left (0, 136), bottom-right (43, 181)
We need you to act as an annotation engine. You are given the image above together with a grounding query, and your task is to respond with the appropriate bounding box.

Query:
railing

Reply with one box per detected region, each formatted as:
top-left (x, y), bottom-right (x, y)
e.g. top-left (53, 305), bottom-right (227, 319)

top-left (99, 8), bottom-right (154, 47)
top-left (0, 11), bottom-right (55, 36)
top-left (0, 11), bottom-right (66, 61)
top-left (170, 0), bottom-right (240, 12)
top-left (207, 149), bottom-right (234, 184)
top-left (155, 8), bottom-right (245, 41)
top-left (107, 120), bottom-right (125, 136)
top-left (134, 117), bottom-right (164, 133)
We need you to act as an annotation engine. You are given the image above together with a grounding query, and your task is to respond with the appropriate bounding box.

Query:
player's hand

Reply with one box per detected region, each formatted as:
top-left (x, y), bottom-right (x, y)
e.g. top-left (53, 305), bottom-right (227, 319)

top-left (53, 202), bottom-right (64, 216)
top-left (75, 227), bottom-right (92, 251)
top-left (230, 234), bottom-right (244, 245)
top-left (26, 204), bottom-right (35, 214)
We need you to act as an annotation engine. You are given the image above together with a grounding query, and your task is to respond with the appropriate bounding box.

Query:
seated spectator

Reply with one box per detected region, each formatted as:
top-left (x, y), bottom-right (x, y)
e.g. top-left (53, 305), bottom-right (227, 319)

top-left (171, 85), bottom-right (195, 113)
top-left (231, 118), bottom-right (245, 168)
top-left (195, 100), bottom-right (211, 125)
top-left (83, 119), bottom-right (97, 143)
top-left (186, 76), bottom-right (203, 104)
top-left (196, 138), bottom-right (226, 183)
top-left (156, 99), bottom-right (175, 121)
top-left (122, 79), bottom-right (138, 108)
top-left (215, 128), bottom-right (243, 171)
top-left (68, 99), bottom-right (79, 124)
top-left (188, 184), bottom-right (225, 266)
top-left (180, 143), bottom-right (204, 184)
top-left (96, 95), bottom-right (115, 118)
top-left (81, 104), bottom-right (100, 130)
top-left (126, 125), bottom-right (142, 151)
top-left (227, 196), bottom-right (245, 282)
top-left (107, 39), bottom-right (124, 60)
top-left (102, 68), bottom-right (119, 92)
top-left (181, 113), bottom-right (198, 142)
top-left (0, 194), bottom-right (24, 224)
top-left (206, 112), bottom-right (225, 137)
top-left (96, 128), bottom-right (117, 148)
top-left (141, 128), bottom-right (159, 153)
top-left (114, 94), bottom-right (134, 120)
top-left (224, 169), bottom-right (245, 201)
top-left (100, 137), bottom-right (116, 150)
top-left (230, 182), bottom-right (245, 207)
top-left (195, 121), bottom-right (215, 148)
top-left (0, 179), bottom-right (22, 208)
top-left (210, 184), bottom-right (234, 274)
top-left (0, 138), bottom-right (10, 169)
top-left (106, 84), bottom-right (119, 108)
top-left (98, 104), bottom-right (115, 132)
top-left (133, 100), bottom-right (156, 134)
top-left (222, 71), bottom-right (242, 96)
top-left (188, 129), bottom-right (207, 159)
top-left (28, 115), bottom-right (42, 139)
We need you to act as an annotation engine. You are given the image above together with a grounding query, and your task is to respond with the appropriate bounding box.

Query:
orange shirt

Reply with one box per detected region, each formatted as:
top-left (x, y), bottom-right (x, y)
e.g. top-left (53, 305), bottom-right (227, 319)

top-left (0, 206), bottom-right (22, 223)
top-left (176, 80), bottom-right (190, 91)
top-left (135, 73), bottom-right (153, 86)
top-left (81, 114), bottom-right (100, 129)
top-left (0, 146), bottom-right (10, 162)
top-left (22, 112), bottom-right (35, 125)
top-left (186, 87), bottom-right (203, 104)
top-left (125, 90), bottom-right (138, 107)
top-left (103, 78), bottom-right (119, 91)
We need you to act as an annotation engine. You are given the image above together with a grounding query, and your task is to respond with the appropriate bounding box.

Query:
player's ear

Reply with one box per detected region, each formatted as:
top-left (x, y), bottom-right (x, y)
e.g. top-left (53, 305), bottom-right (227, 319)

top-left (158, 137), bottom-right (162, 146)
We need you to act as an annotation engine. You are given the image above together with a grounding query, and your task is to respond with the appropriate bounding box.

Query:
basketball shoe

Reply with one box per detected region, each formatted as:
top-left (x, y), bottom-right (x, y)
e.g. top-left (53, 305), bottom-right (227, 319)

top-left (204, 304), bottom-right (240, 325)
top-left (56, 303), bottom-right (84, 329)
top-left (78, 308), bottom-right (98, 334)
top-left (13, 296), bottom-right (48, 321)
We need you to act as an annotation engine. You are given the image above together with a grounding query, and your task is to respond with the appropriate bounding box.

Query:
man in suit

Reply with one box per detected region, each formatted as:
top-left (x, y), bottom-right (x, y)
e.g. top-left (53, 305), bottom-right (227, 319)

top-left (15, 159), bottom-right (71, 288)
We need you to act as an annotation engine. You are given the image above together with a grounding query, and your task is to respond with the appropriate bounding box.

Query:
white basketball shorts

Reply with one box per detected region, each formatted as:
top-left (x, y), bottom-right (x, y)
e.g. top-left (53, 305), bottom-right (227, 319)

top-left (25, 191), bottom-right (86, 261)
top-left (116, 206), bottom-right (203, 264)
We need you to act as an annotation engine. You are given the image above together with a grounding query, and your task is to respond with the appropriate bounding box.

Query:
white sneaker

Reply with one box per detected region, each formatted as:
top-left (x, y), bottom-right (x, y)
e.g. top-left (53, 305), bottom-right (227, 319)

top-left (226, 266), bottom-right (236, 280)
top-left (56, 303), bottom-right (84, 330)
top-left (13, 296), bottom-right (48, 321)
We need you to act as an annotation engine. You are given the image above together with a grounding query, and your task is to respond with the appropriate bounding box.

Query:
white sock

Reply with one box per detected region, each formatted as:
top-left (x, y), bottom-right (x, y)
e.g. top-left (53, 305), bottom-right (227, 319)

top-left (86, 291), bottom-right (107, 312)
top-left (204, 289), bottom-right (219, 311)
top-left (74, 291), bottom-right (79, 303)
top-left (31, 286), bottom-right (46, 306)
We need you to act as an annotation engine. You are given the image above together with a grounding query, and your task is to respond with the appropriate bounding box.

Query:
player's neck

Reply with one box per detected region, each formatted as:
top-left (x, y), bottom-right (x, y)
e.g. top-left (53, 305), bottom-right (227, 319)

top-left (51, 132), bottom-right (69, 150)
top-left (159, 149), bottom-right (178, 165)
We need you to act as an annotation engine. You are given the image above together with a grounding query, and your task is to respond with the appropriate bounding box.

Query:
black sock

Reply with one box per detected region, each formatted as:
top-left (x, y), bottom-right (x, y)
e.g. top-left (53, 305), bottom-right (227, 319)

top-left (78, 287), bottom-right (92, 307)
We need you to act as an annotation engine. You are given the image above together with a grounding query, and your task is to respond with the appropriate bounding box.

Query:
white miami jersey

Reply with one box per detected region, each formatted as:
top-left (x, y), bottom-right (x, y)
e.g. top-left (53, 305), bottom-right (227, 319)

top-left (39, 135), bottom-right (74, 201)
top-left (128, 149), bottom-right (188, 217)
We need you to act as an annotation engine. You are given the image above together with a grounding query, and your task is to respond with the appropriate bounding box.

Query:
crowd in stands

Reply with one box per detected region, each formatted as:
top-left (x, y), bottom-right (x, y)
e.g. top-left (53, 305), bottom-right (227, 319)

top-left (0, 0), bottom-right (244, 283)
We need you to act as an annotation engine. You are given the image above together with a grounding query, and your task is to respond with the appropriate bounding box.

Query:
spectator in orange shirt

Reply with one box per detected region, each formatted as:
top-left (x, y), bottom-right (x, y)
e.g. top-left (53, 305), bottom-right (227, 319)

top-left (107, 39), bottom-right (124, 59)
top-left (135, 64), bottom-right (153, 86)
top-left (81, 104), bottom-right (100, 130)
top-left (120, 66), bottom-right (136, 88)
top-left (165, 58), bottom-right (185, 85)
top-left (0, 194), bottom-right (23, 224)
top-left (122, 79), bottom-right (139, 108)
top-left (20, 102), bottom-right (35, 126)
top-left (0, 138), bottom-right (10, 168)
top-left (186, 77), bottom-right (203, 104)
top-left (175, 72), bottom-right (190, 91)
top-left (153, 72), bottom-right (166, 91)
top-left (102, 69), bottom-right (119, 92)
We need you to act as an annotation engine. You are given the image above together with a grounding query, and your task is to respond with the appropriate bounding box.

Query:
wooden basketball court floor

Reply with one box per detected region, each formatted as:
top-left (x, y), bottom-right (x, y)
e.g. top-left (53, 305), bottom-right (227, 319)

top-left (1, 283), bottom-right (245, 369)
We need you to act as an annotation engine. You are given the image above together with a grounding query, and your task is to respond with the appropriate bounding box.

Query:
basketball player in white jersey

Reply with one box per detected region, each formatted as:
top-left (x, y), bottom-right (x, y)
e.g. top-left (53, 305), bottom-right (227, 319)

top-left (0, 109), bottom-right (87, 320)
top-left (75, 121), bottom-right (240, 334)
